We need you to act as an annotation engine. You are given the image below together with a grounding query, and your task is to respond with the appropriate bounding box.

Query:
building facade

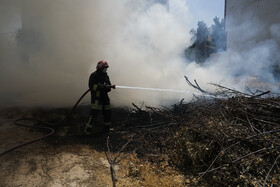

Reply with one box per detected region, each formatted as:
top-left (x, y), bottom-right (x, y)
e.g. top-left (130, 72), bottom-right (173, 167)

top-left (225, 0), bottom-right (280, 51)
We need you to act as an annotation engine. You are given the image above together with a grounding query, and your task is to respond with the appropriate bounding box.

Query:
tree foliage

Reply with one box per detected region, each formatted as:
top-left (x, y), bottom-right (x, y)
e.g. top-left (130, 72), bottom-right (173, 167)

top-left (185, 17), bottom-right (226, 63)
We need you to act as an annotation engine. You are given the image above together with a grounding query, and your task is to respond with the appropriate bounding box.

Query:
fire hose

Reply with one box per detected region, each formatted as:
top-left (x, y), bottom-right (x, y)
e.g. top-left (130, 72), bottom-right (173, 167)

top-left (0, 85), bottom-right (205, 157)
top-left (0, 89), bottom-right (90, 157)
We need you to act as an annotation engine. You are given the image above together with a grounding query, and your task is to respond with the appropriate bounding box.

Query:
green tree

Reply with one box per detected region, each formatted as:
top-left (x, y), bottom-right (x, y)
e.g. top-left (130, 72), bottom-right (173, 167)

top-left (184, 21), bottom-right (211, 63)
top-left (184, 17), bottom-right (226, 63)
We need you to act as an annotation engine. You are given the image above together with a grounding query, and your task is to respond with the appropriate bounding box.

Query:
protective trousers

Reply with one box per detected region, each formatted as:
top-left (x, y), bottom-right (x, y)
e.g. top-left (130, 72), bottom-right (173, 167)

top-left (84, 107), bottom-right (111, 135)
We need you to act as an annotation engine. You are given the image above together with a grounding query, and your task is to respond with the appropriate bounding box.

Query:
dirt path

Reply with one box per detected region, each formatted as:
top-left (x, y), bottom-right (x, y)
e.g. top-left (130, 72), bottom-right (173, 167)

top-left (0, 111), bottom-right (185, 187)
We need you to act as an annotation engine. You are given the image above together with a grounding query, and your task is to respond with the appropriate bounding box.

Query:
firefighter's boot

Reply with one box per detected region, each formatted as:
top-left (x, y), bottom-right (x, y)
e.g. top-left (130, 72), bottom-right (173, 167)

top-left (84, 116), bottom-right (93, 135)
top-left (103, 122), bottom-right (111, 133)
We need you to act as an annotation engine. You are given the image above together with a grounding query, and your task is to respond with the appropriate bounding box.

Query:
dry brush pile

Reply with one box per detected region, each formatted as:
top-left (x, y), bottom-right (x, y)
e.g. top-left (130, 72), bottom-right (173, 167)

top-left (115, 80), bottom-right (280, 186)
top-left (2, 79), bottom-right (279, 186)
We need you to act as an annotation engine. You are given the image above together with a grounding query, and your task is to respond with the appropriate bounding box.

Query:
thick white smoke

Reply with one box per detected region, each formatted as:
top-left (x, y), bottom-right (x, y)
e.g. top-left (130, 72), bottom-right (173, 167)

top-left (0, 0), bottom-right (195, 107)
top-left (211, 0), bottom-right (280, 92)
top-left (0, 0), bottom-right (279, 107)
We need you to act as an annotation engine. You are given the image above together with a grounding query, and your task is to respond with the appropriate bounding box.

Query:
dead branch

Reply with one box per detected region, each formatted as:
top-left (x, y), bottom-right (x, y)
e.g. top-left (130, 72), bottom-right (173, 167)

top-left (105, 137), bottom-right (118, 187)
top-left (210, 83), bottom-right (252, 97)
top-left (251, 90), bottom-right (271, 98)
top-left (246, 114), bottom-right (257, 134)
top-left (105, 136), bottom-right (133, 187)
top-left (263, 154), bottom-right (280, 186)
top-left (132, 103), bottom-right (142, 111)
top-left (232, 147), bottom-right (268, 163)
top-left (184, 76), bottom-right (212, 95)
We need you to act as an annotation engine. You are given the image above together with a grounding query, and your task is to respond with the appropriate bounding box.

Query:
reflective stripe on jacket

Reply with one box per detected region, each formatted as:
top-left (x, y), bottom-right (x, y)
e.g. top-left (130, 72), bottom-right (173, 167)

top-left (89, 70), bottom-right (111, 110)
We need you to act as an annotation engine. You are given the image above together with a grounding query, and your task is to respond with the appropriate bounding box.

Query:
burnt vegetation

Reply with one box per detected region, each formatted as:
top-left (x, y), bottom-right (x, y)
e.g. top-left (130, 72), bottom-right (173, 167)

top-left (1, 79), bottom-right (280, 186)
top-left (111, 78), bottom-right (280, 186)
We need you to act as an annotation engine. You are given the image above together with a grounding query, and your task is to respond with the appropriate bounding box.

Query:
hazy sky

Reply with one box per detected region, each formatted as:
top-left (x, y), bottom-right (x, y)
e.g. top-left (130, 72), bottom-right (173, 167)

top-left (0, 0), bottom-right (225, 33)
top-left (186, 0), bottom-right (225, 29)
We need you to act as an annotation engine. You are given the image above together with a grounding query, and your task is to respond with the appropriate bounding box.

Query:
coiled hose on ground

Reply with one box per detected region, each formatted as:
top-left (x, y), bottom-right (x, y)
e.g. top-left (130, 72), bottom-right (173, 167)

top-left (0, 89), bottom-right (90, 157)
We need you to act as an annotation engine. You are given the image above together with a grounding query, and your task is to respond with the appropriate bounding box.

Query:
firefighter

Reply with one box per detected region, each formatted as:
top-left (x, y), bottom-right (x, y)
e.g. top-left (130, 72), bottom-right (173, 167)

top-left (84, 60), bottom-right (115, 135)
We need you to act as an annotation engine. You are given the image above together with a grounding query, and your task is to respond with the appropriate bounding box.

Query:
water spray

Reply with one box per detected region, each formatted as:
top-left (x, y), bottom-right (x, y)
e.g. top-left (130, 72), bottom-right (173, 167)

top-left (115, 85), bottom-right (202, 95)
top-left (115, 85), bottom-right (223, 98)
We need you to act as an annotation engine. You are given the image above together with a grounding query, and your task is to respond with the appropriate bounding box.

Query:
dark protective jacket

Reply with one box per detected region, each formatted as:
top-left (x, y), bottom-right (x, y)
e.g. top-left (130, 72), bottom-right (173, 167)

top-left (88, 70), bottom-right (111, 110)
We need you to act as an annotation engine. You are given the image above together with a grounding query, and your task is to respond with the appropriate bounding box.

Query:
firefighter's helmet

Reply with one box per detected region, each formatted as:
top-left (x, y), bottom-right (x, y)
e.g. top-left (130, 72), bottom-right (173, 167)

top-left (96, 60), bottom-right (109, 70)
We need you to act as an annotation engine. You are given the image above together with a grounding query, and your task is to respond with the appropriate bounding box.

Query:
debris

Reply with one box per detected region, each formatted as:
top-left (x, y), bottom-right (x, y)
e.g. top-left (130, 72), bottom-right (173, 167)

top-left (114, 80), bottom-right (280, 186)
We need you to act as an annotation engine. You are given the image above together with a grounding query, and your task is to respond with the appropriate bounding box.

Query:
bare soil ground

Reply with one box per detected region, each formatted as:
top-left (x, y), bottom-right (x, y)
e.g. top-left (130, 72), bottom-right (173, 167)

top-left (1, 91), bottom-right (280, 187)
top-left (0, 106), bottom-right (186, 187)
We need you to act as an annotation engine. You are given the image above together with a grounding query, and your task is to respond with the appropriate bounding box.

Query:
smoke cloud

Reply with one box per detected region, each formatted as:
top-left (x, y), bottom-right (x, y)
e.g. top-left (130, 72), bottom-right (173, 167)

top-left (0, 0), bottom-right (279, 107)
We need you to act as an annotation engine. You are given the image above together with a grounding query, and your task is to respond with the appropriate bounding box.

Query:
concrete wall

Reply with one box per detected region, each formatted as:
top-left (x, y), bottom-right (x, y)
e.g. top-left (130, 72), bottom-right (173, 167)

top-left (225, 0), bottom-right (280, 51)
